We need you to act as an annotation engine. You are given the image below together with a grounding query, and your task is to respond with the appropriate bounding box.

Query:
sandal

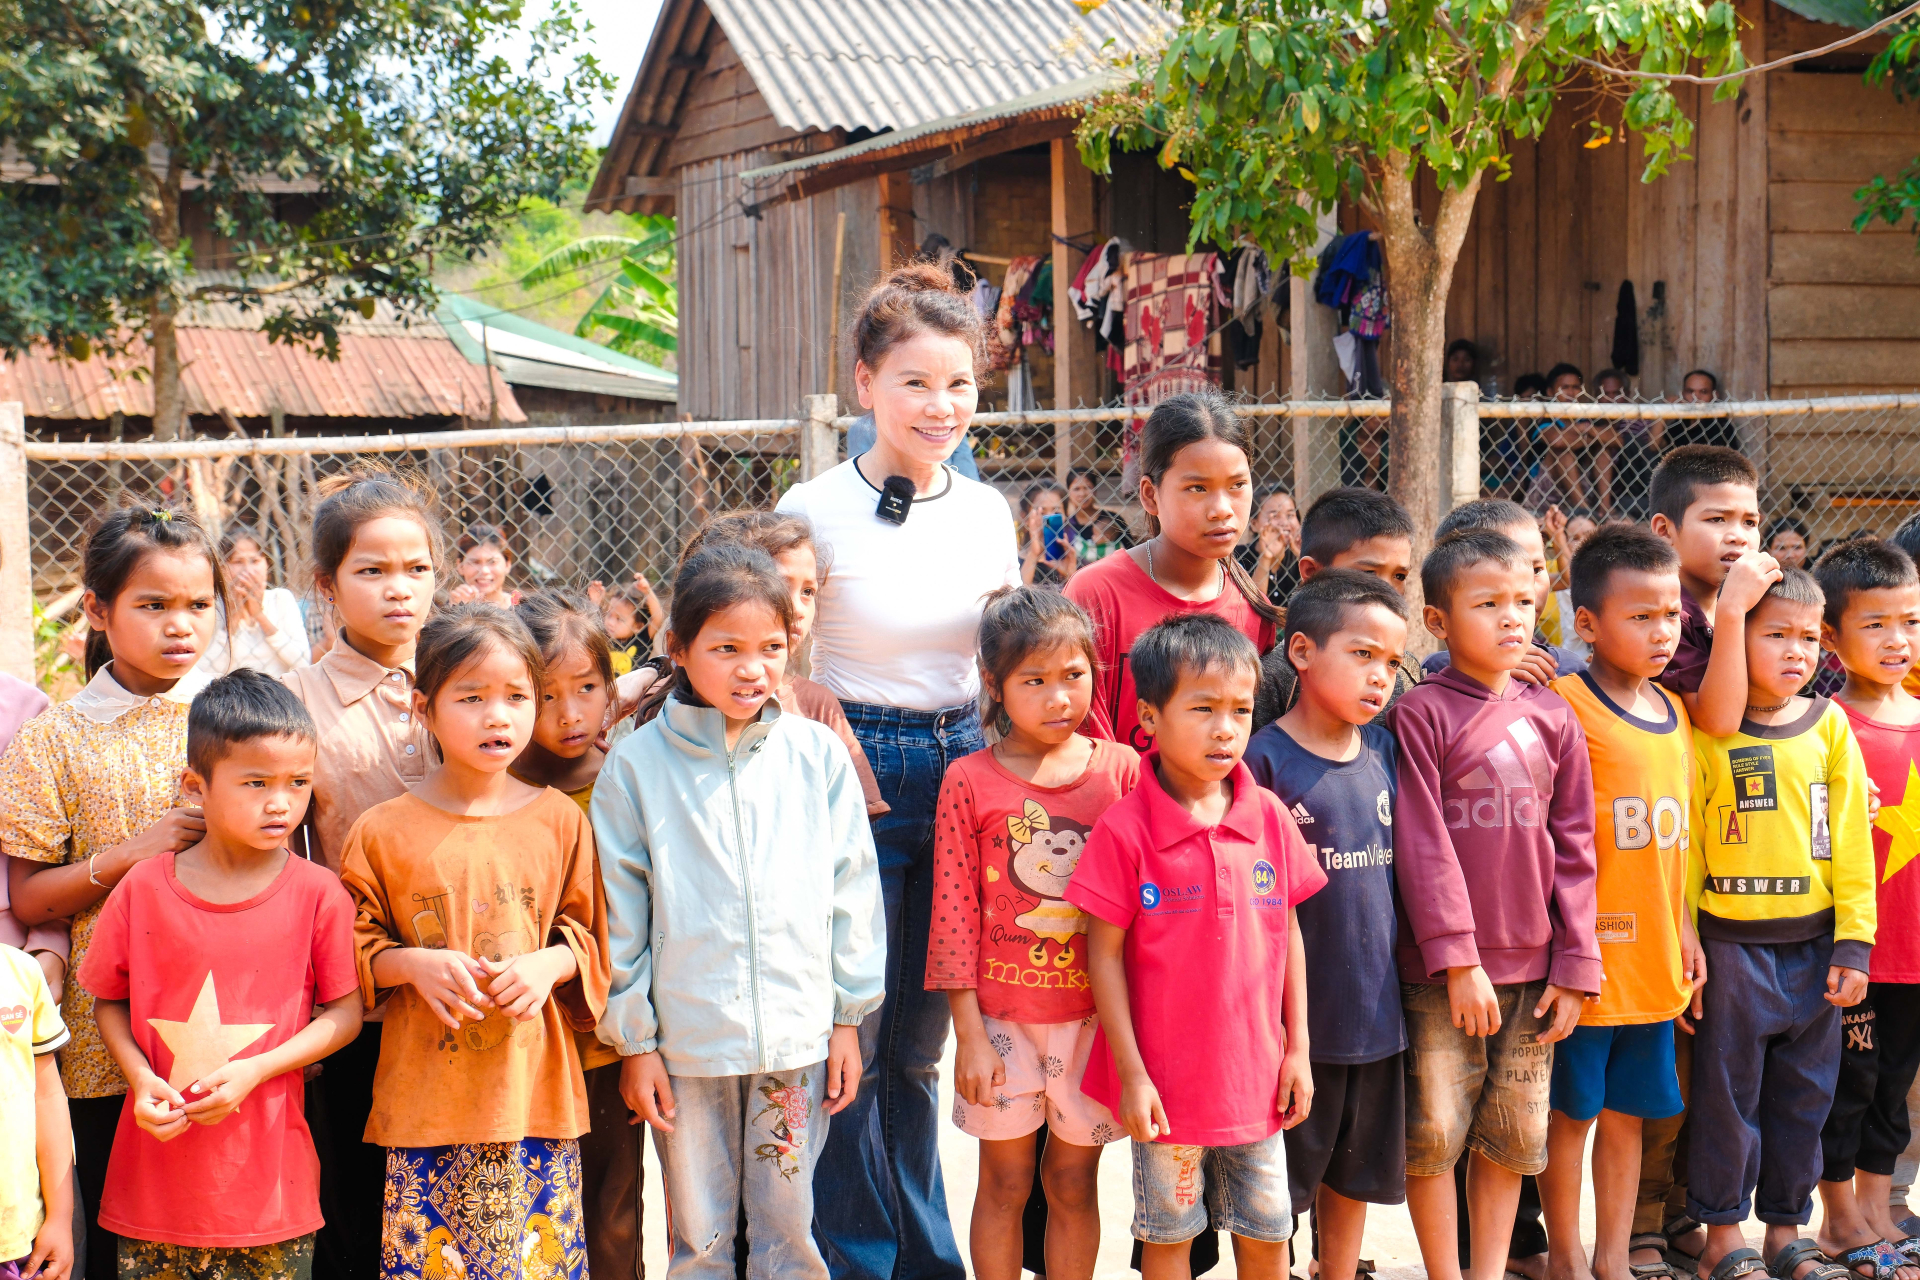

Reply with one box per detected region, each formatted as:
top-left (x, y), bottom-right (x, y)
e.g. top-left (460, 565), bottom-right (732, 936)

top-left (1769, 1240), bottom-right (1854, 1280)
top-left (1891, 1240), bottom-right (1920, 1267)
top-left (1710, 1249), bottom-right (1771, 1280)
top-left (1833, 1242), bottom-right (1910, 1280)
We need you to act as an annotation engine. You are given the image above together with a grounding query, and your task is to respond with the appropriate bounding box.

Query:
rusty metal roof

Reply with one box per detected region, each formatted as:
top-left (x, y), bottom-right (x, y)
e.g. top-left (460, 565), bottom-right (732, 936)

top-left (702, 0), bottom-right (1172, 133)
top-left (0, 327), bottom-right (525, 423)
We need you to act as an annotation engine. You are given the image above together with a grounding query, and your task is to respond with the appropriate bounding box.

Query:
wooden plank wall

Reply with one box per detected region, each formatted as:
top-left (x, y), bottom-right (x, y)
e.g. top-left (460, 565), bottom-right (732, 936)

top-left (678, 152), bottom-right (880, 420)
top-left (1435, 0), bottom-right (1773, 398)
top-left (1767, 71), bottom-right (1920, 395)
top-left (664, 29), bottom-right (800, 174)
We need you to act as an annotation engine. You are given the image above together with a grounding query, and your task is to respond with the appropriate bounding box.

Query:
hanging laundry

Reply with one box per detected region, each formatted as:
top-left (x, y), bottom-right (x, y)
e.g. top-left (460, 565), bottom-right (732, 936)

top-left (989, 254), bottom-right (1044, 373)
top-left (1122, 252), bottom-right (1220, 386)
top-left (1314, 230), bottom-right (1380, 310)
top-left (970, 278), bottom-right (1001, 324)
top-left (1223, 246), bottom-right (1274, 369)
top-left (1349, 281), bottom-right (1390, 340)
top-left (1611, 280), bottom-right (1640, 376)
top-left (1005, 356), bottom-right (1039, 412)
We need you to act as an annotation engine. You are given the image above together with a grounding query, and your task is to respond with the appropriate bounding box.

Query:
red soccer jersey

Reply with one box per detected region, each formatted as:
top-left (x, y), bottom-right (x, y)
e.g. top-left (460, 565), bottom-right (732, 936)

top-left (1065, 756), bottom-right (1325, 1146)
top-left (80, 853), bottom-right (358, 1247)
top-left (1064, 552), bottom-right (1275, 753)
top-left (926, 738), bottom-right (1141, 1022)
top-left (1841, 704), bottom-right (1920, 983)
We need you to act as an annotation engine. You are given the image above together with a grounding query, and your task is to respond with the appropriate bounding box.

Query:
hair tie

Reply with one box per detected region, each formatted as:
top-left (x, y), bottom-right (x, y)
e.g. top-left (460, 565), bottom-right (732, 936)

top-left (150, 508), bottom-right (172, 523)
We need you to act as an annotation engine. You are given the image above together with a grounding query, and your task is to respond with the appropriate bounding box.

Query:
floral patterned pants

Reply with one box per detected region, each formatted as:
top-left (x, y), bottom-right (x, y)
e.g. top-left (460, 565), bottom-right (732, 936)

top-left (655, 1065), bottom-right (830, 1280)
top-left (118, 1233), bottom-right (314, 1280)
top-left (379, 1139), bottom-right (586, 1280)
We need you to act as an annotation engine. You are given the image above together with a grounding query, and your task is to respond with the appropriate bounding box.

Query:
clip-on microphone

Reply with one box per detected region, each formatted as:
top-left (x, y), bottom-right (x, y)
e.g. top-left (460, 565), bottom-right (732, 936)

top-left (876, 474), bottom-right (916, 526)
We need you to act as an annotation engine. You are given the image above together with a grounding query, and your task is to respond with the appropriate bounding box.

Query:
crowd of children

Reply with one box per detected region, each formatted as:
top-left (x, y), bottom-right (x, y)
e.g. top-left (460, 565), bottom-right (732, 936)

top-left (4, 354), bottom-right (1920, 1280)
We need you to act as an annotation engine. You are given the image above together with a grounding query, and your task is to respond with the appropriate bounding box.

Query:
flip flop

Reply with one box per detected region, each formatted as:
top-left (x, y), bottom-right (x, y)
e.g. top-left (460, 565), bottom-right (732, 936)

top-left (1833, 1242), bottom-right (1910, 1280)
top-left (1769, 1240), bottom-right (1855, 1280)
top-left (1891, 1239), bottom-right (1920, 1267)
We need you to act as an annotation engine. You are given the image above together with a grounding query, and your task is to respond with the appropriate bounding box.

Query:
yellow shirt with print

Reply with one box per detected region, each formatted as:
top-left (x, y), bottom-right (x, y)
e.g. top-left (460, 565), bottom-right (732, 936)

top-left (1689, 698), bottom-right (1876, 971)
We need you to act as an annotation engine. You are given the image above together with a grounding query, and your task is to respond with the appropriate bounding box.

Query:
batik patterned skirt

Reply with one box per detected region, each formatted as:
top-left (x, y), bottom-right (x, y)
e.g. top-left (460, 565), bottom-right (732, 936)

top-left (379, 1139), bottom-right (586, 1280)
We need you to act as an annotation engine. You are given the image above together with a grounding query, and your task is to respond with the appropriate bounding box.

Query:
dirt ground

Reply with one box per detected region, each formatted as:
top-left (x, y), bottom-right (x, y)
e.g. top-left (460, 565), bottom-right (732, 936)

top-left (633, 1040), bottom-right (1786, 1278)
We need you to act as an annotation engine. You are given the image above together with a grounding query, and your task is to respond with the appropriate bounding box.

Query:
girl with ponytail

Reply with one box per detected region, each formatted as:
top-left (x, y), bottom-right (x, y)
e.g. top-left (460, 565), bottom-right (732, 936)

top-left (1063, 390), bottom-right (1281, 752)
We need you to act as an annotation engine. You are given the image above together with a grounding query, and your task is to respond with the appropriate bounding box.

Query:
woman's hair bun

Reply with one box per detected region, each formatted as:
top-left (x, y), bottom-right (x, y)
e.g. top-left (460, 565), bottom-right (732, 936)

top-left (884, 261), bottom-right (964, 297)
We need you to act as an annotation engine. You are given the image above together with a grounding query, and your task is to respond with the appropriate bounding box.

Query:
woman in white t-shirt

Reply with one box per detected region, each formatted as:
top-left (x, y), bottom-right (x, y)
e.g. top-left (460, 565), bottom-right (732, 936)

top-left (196, 527), bottom-right (312, 675)
top-left (777, 262), bottom-right (1020, 1280)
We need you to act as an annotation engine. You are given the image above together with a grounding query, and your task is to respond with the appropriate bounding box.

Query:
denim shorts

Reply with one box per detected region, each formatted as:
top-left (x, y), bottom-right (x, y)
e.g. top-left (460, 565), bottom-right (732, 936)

top-left (1131, 1130), bottom-right (1293, 1245)
top-left (1403, 979), bottom-right (1553, 1176)
top-left (1549, 1022), bottom-right (1684, 1122)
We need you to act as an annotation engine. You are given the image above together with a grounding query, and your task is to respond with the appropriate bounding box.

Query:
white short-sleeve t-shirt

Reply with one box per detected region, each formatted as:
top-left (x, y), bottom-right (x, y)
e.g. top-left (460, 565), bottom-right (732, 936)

top-left (777, 457), bottom-right (1020, 712)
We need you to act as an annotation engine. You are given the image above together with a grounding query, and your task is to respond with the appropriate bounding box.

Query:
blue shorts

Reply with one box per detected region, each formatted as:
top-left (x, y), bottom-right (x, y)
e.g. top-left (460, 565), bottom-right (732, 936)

top-left (1549, 1022), bottom-right (1685, 1121)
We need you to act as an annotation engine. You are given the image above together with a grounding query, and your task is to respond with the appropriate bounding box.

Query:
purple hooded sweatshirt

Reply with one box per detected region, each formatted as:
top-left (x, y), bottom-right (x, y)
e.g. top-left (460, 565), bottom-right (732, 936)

top-left (1386, 665), bottom-right (1602, 992)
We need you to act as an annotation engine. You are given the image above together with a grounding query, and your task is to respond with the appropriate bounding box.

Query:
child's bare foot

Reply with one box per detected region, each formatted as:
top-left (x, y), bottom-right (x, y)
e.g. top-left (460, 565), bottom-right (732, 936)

top-left (1548, 1251), bottom-right (1597, 1280)
top-left (1512, 1254), bottom-right (1550, 1280)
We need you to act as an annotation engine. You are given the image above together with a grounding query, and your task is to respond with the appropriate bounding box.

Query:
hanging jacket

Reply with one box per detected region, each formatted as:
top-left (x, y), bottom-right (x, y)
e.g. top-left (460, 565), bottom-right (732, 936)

top-left (593, 694), bottom-right (886, 1077)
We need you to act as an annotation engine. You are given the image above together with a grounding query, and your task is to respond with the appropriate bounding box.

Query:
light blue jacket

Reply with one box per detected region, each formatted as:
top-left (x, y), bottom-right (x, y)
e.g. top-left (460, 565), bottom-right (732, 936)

top-left (592, 693), bottom-right (886, 1076)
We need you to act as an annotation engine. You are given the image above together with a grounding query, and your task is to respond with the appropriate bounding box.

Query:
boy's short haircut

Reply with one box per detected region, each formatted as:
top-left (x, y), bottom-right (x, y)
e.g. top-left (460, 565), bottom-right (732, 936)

top-left (187, 669), bottom-right (318, 780)
top-left (1420, 529), bottom-right (1528, 609)
top-left (1436, 498), bottom-right (1534, 542)
top-left (1569, 523), bottom-right (1681, 615)
top-left (1300, 487), bottom-right (1414, 566)
top-left (1758, 566), bottom-right (1824, 615)
top-left (1813, 537), bottom-right (1919, 627)
top-left (1649, 445), bottom-right (1758, 525)
top-left (1283, 568), bottom-right (1408, 654)
top-left (1547, 362), bottom-right (1584, 386)
top-left (1131, 614), bottom-right (1262, 710)
top-left (1890, 512), bottom-right (1920, 565)
top-left (1514, 373), bottom-right (1550, 398)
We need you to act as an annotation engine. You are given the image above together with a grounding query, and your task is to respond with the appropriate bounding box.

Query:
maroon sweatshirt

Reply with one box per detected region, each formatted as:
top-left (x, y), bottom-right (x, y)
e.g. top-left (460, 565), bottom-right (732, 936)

top-left (1385, 666), bottom-right (1602, 992)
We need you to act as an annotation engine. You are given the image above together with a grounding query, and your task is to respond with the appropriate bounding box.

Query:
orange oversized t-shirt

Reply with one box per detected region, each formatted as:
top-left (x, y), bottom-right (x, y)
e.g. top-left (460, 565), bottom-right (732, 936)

top-left (926, 738), bottom-right (1140, 1023)
top-left (341, 787), bottom-right (609, 1147)
top-left (1551, 672), bottom-right (1693, 1025)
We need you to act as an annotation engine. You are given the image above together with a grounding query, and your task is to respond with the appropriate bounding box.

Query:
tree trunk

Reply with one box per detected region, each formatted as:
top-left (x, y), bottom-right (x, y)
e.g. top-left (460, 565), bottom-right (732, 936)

top-left (1376, 162), bottom-right (1483, 654)
top-left (142, 146), bottom-right (188, 441)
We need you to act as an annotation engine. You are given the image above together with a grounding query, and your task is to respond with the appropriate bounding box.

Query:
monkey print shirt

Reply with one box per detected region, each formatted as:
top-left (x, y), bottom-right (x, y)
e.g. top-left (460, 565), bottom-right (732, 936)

top-left (341, 788), bottom-right (610, 1147)
top-left (926, 737), bottom-right (1141, 1023)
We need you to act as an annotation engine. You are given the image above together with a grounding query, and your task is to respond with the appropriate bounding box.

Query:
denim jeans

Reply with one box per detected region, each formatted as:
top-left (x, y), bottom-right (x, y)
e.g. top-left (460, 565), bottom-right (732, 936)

top-left (659, 1067), bottom-right (830, 1280)
top-left (813, 701), bottom-right (982, 1280)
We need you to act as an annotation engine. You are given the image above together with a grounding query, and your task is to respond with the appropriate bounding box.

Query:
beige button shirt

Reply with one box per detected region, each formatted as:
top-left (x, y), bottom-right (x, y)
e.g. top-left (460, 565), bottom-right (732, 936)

top-left (281, 641), bottom-right (433, 876)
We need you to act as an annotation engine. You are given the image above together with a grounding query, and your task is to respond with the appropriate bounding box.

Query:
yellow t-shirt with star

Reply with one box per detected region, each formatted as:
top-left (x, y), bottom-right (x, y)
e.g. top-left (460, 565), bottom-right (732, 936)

top-left (0, 943), bottom-right (68, 1260)
top-left (1839, 703), bottom-right (1920, 982)
top-left (1689, 698), bottom-right (1877, 973)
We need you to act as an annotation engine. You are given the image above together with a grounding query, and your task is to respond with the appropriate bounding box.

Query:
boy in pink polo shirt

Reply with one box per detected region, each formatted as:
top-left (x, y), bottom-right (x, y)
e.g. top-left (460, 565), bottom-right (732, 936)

top-left (1069, 615), bottom-right (1325, 1279)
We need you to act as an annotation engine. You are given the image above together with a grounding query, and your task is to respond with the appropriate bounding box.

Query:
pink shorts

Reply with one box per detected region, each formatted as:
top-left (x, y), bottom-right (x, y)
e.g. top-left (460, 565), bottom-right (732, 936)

top-left (950, 1013), bottom-right (1123, 1146)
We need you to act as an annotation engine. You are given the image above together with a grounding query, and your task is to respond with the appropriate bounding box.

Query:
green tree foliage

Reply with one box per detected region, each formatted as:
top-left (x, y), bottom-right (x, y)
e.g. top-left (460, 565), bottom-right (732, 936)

top-left (1077, 0), bottom-right (1745, 618)
top-left (0, 0), bottom-right (613, 435)
top-left (1856, 20), bottom-right (1920, 242)
top-left (519, 214), bottom-right (677, 365)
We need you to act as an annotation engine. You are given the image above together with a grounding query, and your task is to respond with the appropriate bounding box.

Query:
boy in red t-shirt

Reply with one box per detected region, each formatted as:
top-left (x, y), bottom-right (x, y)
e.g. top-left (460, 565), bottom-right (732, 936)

top-left (1068, 615), bottom-right (1324, 1280)
top-left (81, 672), bottom-right (362, 1280)
top-left (1812, 540), bottom-right (1920, 1274)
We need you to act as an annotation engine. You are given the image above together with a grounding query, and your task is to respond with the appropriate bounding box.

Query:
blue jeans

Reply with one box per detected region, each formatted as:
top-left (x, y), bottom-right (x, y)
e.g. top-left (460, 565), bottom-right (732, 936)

top-left (813, 701), bottom-right (982, 1280)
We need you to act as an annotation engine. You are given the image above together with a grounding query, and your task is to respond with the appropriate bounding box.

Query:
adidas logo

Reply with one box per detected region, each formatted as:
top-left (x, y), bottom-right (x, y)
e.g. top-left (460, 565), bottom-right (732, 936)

top-left (1291, 803), bottom-right (1314, 825)
top-left (1444, 721), bottom-right (1553, 831)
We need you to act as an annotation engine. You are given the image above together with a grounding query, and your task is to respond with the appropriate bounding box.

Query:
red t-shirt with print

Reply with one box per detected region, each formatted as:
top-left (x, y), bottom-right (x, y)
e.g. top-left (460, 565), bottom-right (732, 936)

top-left (1066, 756), bottom-right (1325, 1146)
top-left (1064, 552), bottom-right (1275, 753)
top-left (926, 737), bottom-right (1141, 1023)
top-left (80, 853), bottom-right (358, 1247)
top-left (1842, 704), bottom-right (1920, 983)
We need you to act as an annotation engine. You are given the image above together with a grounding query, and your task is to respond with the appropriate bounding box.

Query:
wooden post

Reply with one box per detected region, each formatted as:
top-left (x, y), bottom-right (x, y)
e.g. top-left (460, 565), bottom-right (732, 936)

top-left (827, 212), bottom-right (847, 402)
top-left (801, 394), bottom-right (840, 482)
top-left (1289, 272), bottom-right (1344, 504)
top-left (0, 403), bottom-right (32, 683)
top-left (877, 171), bottom-right (914, 272)
top-left (1050, 138), bottom-right (1097, 482)
top-left (1440, 381), bottom-right (1482, 516)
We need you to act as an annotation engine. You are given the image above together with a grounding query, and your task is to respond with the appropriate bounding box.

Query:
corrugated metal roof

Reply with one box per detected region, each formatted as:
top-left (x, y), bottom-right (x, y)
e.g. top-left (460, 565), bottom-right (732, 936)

top-left (0, 328), bottom-right (525, 422)
top-left (437, 293), bottom-right (678, 402)
top-left (702, 0), bottom-right (1172, 134)
top-left (739, 68), bottom-right (1118, 185)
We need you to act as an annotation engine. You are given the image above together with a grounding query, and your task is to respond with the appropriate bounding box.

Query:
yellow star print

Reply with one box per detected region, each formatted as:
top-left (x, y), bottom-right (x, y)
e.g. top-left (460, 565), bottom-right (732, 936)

top-left (148, 972), bottom-right (273, 1092)
top-left (1875, 761), bottom-right (1920, 885)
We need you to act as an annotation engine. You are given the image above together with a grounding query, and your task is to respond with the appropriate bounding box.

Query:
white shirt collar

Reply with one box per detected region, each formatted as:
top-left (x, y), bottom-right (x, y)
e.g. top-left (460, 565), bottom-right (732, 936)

top-left (68, 663), bottom-right (213, 725)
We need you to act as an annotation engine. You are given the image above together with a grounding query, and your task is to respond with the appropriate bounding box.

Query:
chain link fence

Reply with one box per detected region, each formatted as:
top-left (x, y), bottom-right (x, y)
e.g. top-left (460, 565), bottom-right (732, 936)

top-left (9, 391), bottom-right (1920, 696)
